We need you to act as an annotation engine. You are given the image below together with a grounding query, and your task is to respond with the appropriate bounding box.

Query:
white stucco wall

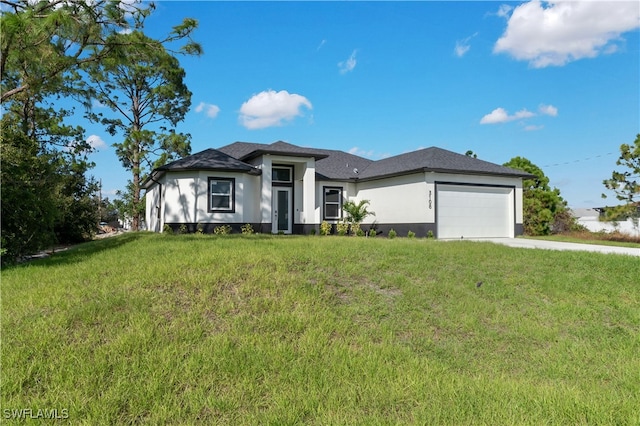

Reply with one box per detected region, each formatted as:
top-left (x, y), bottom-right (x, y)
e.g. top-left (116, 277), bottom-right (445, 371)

top-left (160, 171), bottom-right (260, 224)
top-left (146, 159), bottom-right (525, 235)
top-left (341, 172), bottom-right (523, 228)
top-left (145, 182), bottom-right (162, 232)
top-left (356, 174), bottom-right (429, 224)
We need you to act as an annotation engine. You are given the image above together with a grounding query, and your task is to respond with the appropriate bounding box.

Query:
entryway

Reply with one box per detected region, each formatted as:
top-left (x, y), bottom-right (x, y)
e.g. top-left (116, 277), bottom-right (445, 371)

top-left (272, 187), bottom-right (292, 234)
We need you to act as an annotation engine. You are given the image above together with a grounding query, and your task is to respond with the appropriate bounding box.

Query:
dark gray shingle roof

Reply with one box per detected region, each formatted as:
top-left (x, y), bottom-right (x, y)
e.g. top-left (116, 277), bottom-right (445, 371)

top-left (357, 147), bottom-right (532, 180)
top-left (150, 141), bottom-right (532, 185)
top-left (155, 148), bottom-right (260, 173)
top-left (219, 141), bottom-right (328, 161)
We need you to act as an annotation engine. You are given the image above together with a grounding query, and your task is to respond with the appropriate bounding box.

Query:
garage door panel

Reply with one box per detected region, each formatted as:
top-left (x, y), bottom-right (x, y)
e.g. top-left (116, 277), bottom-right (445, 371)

top-left (437, 185), bottom-right (513, 239)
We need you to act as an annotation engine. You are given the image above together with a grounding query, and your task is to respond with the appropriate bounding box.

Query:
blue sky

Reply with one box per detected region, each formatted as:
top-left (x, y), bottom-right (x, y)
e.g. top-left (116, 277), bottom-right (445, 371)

top-left (85, 1), bottom-right (640, 208)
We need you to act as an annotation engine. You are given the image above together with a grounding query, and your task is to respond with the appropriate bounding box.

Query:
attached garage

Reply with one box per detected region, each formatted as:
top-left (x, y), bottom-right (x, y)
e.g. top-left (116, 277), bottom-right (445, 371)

top-left (436, 183), bottom-right (514, 239)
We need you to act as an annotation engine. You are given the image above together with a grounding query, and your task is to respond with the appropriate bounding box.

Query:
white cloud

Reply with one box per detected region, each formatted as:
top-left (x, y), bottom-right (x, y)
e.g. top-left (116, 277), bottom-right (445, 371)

top-left (338, 50), bottom-right (357, 74)
top-left (480, 107), bottom-right (535, 124)
top-left (195, 102), bottom-right (220, 119)
top-left (539, 104), bottom-right (558, 117)
top-left (494, 1), bottom-right (640, 68)
top-left (496, 4), bottom-right (513, 18)
top-left (454, 33), bottom-right (478, 58)
top-left (239, 90), bottom-right (312, 130)
top-left (524, 124), bottom-right (544, 131)
top-left (317, 39), bottom-right (326, 51)
top-left (481, 104), bottom-right (559, 128)
top-left (87, 134), bottom-right (107, 150)
top-left (92, 99), bottom-right (107, 108)
top-left (348, 147), bottom-right (390, 160)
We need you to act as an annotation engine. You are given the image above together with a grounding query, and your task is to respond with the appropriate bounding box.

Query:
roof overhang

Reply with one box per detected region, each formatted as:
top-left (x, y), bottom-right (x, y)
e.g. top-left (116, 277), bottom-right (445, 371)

top-left (141, 166), bottom-right (262, 190)
top-left (356, 167), bottom-right (535, 183)
top-left (240, 149), bottom-right (329, 162)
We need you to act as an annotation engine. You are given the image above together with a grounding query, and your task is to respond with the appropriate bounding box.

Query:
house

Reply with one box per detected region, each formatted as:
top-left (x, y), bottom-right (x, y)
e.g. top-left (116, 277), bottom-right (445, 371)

top-left (143, 141), bottom-right (532, 238)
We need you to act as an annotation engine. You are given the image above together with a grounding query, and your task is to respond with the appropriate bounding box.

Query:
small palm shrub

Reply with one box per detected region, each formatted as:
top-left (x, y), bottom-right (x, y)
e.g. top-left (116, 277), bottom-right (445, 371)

top-left (427, 230), bottom-right (434, 239)
top-left (241, 223), bottom-right (254, 235)
top-left (196, 224), bottom-right (204, 234)
top-left (369, 229), bottom-right (377, 237)
top-left (388, 228), bottom-right (397, 239)
top-left (407, 230), bottom-right (415, 239)
top-left (179, 224), bottom-right (188, 234)
top-left (162, 224), bottom-right (173, 234)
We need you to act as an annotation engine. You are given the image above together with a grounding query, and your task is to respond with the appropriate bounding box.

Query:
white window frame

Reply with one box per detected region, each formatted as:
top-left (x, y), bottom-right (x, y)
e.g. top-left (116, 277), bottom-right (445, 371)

top-left (272, 165), bottom-right (293, 184)
top-left (208, 177), bottom-right (235, 213)
top-left (323, 186), bottom-right (343, 220)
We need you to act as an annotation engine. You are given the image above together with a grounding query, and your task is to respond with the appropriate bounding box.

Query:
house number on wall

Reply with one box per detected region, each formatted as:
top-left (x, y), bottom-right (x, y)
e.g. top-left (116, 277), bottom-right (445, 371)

top-left (428, 190), bottom-right (432, 209)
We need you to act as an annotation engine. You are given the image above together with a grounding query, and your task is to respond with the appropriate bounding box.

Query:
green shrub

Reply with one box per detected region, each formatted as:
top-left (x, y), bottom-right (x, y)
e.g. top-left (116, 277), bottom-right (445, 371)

top-left (309, 228), bottom-right (317, 236)
top-left (407, 230), bottom-right (415, 239)
top-left (214, 224), bottom-right (232, 235)
top-left (162, 224), bottom-right (173, 234)
top-left (369, 229), bottom-right (377, 237)
top-left (388, 228), bottom-right (397, 239)
top-left (179, 224), bottom-right (188, 234)
top-left (350, 222), bottom-right (361, 236)
top-left (336, 221), bottom-right (349, 236)
top-left (196, 224), bottom-right (204, 234)
top-left (427, 230), bottom-right (434, 239)
top-left (241, 223), bottom-right (254, 235)
top-left (320, 221), bottom-right (332, 236)
top-left (356, 228), bottom-right (365, 237)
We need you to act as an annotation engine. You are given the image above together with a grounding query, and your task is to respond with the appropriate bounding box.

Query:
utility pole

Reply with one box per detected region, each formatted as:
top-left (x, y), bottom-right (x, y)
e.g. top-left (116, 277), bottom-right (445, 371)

top-left (98, 179), bottom-right (102, 223)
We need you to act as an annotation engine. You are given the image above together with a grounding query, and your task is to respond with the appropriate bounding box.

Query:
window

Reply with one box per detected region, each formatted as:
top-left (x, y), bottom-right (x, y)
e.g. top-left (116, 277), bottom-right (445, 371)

top-left (323, 187), bottom-right (342, 220)
top-left (208, 177), bottom-right (235, 212)
top-left (272, 166), bottom-right (292, 183)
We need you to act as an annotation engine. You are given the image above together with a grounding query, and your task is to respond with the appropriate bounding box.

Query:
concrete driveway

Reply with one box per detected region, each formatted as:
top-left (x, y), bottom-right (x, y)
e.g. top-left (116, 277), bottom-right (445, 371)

top-left (472, 238), bottom-right (640, 257)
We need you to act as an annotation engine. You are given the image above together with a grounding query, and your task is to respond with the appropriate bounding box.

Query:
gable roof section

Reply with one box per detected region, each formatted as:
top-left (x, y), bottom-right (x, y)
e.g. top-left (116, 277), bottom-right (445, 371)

top-left (357, 147), bottom-right (533, 180)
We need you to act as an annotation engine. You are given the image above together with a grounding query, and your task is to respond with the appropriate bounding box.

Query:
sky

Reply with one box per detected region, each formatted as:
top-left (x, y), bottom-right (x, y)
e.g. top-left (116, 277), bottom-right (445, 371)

top-left (84, 0), bottom-right (640, 209)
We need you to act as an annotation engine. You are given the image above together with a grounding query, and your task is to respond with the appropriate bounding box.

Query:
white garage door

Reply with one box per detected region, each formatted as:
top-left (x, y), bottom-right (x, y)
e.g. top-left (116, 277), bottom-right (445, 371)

top-left (437, 184), bottom-right (513, 239)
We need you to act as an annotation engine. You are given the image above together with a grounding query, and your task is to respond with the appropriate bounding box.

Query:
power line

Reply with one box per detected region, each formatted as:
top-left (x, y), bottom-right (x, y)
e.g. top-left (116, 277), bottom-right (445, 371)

top-left (543, 152), bottom-right (616, 168)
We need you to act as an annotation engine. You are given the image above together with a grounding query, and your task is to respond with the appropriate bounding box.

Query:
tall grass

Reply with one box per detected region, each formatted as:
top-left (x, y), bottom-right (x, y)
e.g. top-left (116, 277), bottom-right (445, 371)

top-left (2, 233), bottom-right (639, 424)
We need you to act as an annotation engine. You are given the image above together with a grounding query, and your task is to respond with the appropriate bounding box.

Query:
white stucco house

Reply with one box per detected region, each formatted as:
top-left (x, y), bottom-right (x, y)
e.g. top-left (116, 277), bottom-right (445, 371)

top-left (143, 141), bottom-right (532, 238)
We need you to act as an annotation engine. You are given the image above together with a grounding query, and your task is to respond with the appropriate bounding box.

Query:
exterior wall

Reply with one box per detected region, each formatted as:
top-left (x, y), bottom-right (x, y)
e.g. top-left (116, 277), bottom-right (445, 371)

top-left (356, 173), bottom-right (430, 225)
top-left (254, 155), bottom-right (316, 233)
top-left (145, 181), bottom-right (162, 232)
top-left (147, 159), bottom-right (525, 238)
top-left (161, 170), bottom-right (260, 227)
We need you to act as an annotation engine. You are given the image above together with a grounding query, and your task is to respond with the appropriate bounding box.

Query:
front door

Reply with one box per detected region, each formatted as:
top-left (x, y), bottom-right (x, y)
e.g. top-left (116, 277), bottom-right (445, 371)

top-left (272, 187), bottom-right (292, 234)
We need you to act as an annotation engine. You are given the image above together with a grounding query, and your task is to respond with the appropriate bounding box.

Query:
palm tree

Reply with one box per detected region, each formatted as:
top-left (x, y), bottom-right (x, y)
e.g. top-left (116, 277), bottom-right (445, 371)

top-left (342, 200), bottom-right (375, 235)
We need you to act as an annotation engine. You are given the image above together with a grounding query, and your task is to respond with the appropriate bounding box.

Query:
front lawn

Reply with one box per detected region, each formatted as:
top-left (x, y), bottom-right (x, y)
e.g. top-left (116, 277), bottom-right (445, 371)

top-left (2, 233), bottom-right (639, 424)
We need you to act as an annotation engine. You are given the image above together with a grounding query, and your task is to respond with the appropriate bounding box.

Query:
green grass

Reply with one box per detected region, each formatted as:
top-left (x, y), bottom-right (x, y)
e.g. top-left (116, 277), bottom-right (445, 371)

top-left (2, 233), bottom-right (640, 424)
top-left (526, 233), bottom-right (640, 248)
